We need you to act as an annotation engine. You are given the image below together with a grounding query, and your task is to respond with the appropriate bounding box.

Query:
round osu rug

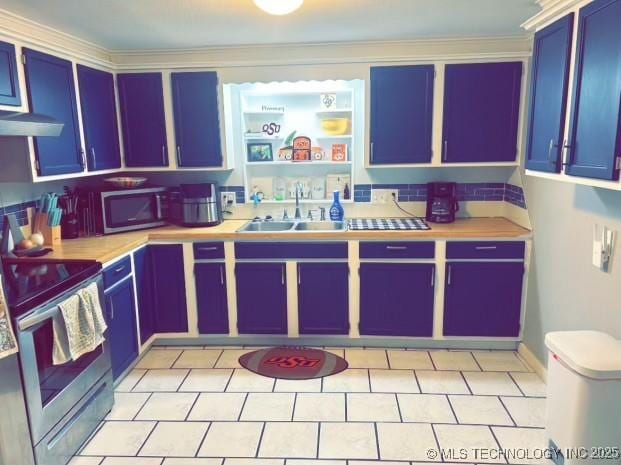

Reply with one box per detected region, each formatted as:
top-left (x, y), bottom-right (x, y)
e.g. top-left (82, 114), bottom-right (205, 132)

top-left (239, 347), bottom-right (348, 380)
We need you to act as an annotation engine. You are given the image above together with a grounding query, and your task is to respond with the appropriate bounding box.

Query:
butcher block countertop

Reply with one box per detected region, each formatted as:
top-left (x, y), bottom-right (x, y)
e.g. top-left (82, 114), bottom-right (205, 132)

top-left (42, 217), bottom-right (531, 263)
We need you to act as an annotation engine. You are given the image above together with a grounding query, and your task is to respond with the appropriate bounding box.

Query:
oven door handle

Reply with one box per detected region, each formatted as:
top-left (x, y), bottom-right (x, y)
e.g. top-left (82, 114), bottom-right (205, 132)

top-left (18, 307), bottom-right (60, 331)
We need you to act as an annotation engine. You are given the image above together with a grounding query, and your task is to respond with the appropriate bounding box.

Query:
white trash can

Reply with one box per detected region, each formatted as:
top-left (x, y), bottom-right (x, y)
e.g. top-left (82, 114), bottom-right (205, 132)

top-left (545, 331), bottom-right (621, 465)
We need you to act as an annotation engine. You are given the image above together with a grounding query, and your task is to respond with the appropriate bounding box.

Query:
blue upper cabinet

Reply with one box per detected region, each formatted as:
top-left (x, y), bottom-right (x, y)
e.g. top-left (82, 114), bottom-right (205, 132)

top-left (171, 71), bottom-right (223, 167)
top-left (0, 41), bottom-right (20, 106)
top-left (23, 49), bottom-right (83, 176)
top-left (565, 0), bottom-right (621, 181)
top-left (77, 65), bottom-right (121, 171)
top-left (442, 62), bottom-right (522, 163)
top-left (525, 15), bottom-right (574, 173)
top-left (370, 65), bottom-right (434, 164)
top-left (117, 73), bottom-right (168, 167)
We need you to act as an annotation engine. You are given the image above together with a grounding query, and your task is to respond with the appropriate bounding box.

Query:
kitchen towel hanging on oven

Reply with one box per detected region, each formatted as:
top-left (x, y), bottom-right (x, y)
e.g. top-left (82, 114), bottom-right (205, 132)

top-left (53, 282), bottom-right (107, 365)
top-left (0, 280), bottom-right (18, 359)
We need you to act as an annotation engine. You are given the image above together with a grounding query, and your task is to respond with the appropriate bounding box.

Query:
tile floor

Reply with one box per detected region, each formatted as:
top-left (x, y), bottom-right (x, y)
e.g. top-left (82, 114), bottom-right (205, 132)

top-left (71, 347), bottom-right (549, 465)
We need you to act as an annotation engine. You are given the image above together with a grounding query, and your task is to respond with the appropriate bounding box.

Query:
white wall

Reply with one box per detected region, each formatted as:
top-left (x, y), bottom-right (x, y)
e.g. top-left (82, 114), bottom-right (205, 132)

top-left (523, 177), bottom-right (621, 364)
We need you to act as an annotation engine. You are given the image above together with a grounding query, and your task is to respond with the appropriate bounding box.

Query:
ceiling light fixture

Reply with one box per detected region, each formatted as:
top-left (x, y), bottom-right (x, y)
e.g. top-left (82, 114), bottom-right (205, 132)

top-left (253, 0), bottom-right (303, 15)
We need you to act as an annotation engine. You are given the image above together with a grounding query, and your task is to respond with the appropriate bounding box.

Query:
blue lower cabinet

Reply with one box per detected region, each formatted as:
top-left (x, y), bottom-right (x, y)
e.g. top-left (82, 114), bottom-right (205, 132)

top-left (235, 262), bottom-right (287, 334)
top-left (105, 278), bottom-right (138, 380)
top-left (133, 245), bottom-right (188, 342)
top-left (195, 263), bottom-right (229, 334)
top-left (359, 263), bottom-right (435, 337)
top-left (133, 246), bottom-right (154, 345)
top-left (298, 263), bottom-right (349, 335)
top-left (443, 262), bottom-right (524, 337)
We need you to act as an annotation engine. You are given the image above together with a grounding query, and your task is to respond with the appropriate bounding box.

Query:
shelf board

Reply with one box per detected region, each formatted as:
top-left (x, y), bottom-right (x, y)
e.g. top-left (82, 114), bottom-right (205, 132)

top-left (246, 160), bottom-right (352, 166)
top-left (254, 198), bottom-right (354, 204)
top-left (244, 134), bottom-right (284, 140)
top-left (243, 111), bottom-right (285, 115)
top-left (316, 135), bottom-right (352, 139)
top-left (316, 108), bottom-right (353, 114)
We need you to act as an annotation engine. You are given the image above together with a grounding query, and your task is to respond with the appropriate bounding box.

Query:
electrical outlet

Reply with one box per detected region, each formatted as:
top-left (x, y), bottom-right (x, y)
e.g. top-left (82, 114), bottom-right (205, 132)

top-left (371, 189), bottom-right (398, 204)
top-left (220, 192), bottom-right (236, 209)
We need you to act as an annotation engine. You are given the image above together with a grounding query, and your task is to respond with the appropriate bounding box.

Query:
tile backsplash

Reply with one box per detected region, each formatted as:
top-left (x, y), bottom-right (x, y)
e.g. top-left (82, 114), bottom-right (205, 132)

top-left (354, 183), bottom-right (526, 208)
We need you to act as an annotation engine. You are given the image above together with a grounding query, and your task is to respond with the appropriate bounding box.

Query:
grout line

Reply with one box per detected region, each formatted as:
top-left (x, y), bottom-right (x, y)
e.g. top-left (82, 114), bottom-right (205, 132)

top-left (194, 421), bottom-right (213, 457)
top-left (459, 371), bottom-right (473, 395)
top-left (184, 392), bottom-right (201, 421)
top-left (506, 372), bottom-right (527, 397)
top-left (343, 392), bottom-right (348, 422)
top-left (428, 351), bottom-right (438, 370)
top-left (316, 421), bottom-right (321, 458)
top-left (430, 423), bottom-right (443, 462)
top-left (497, 396), bottom-right (518, 427)
top-left (291, 392), bottom-right (298, 421)
top-left (395, 392), bottom-right (403, 422)
top-left (385, 349), bottom-right (391, 369)
top-left (128, 369), bottom-right (149, 392)
top-left (373, 422), bottom-right (381, 460)
top-left (176, 369), bottom-right (192, 392)
top-left (445, 394), bottom-right (459, 424)
top-left (211, 349), bottom-right (225, 367)
top-left (488, 425), bottom-right (509, 464)
top-left (471, 351), bottom-right (485, 371)
top-left (238, 392), bottom-right (250, 421)
top-left (134, 420), bottom-right (159, 457)
top-left (412, 370), bottom-right (423, 393)
top-left (131, 392), bottom-right (154, 421)
top-left (255, 422), bottom-right (267, 458)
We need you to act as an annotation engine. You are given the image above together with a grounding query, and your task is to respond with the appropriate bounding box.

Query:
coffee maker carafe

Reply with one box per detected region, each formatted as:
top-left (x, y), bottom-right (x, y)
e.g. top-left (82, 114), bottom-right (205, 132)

top-left (426, 182), bottom-right (459, 223)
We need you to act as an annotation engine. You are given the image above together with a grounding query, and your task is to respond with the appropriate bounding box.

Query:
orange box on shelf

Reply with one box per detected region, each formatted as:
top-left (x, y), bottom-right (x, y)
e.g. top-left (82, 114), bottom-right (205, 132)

top-left (331, 143), bottom-right (348, 162)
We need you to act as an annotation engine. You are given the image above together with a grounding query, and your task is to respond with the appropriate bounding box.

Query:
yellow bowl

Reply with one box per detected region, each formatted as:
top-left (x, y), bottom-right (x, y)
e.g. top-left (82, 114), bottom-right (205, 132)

top-left (320, 118), bottom-right (350, 136)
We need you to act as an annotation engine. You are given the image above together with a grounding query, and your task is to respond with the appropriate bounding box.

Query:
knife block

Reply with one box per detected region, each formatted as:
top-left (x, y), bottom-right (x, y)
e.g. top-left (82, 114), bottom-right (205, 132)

top-left (33, 213), bottom-right (61, 247)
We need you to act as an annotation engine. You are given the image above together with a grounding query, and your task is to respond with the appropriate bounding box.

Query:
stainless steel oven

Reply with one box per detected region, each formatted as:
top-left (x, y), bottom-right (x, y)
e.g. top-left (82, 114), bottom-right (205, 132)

top-left (80, 186), bottom-right (168, 235)
top-left (14, 273), bottom-right (113, 465)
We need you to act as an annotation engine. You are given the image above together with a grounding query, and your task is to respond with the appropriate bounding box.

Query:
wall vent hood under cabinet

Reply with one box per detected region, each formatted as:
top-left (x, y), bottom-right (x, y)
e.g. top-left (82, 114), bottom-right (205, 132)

top-left (0, 110), bottom-right (64, 137)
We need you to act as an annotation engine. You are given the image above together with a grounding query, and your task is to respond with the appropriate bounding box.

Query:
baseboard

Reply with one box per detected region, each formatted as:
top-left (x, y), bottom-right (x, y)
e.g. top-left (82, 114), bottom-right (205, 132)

top-left (518, 342), bottom-right (547, 382)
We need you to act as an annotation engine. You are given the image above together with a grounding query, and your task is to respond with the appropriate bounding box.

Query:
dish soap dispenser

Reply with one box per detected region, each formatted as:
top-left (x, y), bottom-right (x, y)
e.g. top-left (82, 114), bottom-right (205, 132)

top-left (329, 190), bottom-right (344, 221)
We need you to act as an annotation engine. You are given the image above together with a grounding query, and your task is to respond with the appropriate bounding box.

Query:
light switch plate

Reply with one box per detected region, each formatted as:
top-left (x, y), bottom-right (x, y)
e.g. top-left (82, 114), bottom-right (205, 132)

top-left (371, 189), bottom-right (398, 204)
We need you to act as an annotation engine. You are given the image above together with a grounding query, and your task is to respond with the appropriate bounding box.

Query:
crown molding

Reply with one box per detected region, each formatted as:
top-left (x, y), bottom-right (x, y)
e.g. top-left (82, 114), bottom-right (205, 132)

top-left (0, 8), bottom-right (531, 70)
top-left (110, 36), bottom-right (532, 70)
top-left (0, 8), bottom-right (113, 67)
top-left (521, 0), bottom-right (585, 31)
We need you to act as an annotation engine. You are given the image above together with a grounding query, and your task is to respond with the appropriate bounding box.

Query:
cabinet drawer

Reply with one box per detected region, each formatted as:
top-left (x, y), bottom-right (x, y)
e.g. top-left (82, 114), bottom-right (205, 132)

top-left (446, 241), bottom-right (525, 259)
top-left (235, 242), bottom-right (347, 259)
top-left (103, 256), bottom-right (132, 289)
top-left (360, 241), bottom-right (434, 259)
top-left (194, 242), bottom-right (225, 259)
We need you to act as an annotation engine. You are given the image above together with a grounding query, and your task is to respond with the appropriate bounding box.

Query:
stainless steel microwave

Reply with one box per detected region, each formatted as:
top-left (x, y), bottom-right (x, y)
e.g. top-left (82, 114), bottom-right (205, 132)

top-left (80, 186), bottom-right (168, 235)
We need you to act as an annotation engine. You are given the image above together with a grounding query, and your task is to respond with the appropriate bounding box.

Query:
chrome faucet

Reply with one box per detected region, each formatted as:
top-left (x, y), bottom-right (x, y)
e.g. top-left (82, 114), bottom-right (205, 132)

top-left (294, 182), bottom-right (303, 220)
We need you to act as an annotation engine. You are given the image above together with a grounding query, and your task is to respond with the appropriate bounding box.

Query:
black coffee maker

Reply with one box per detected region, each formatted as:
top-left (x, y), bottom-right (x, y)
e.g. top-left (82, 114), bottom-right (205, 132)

top-left (426, 182), bottom-right (459, 223)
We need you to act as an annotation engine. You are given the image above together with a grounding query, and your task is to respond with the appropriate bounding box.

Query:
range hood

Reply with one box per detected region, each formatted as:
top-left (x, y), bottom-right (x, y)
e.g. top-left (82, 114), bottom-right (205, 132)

top-left (0, 110), bottom-right (64, 137)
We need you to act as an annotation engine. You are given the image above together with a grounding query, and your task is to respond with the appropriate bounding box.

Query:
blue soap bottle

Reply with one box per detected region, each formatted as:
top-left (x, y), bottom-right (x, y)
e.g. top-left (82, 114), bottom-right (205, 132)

top-left (329, 190), bottom-right (344, 221)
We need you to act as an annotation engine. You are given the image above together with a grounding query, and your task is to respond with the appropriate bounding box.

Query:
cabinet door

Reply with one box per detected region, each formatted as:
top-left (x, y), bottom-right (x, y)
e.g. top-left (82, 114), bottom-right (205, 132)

top-left (133, 246), bottom-right (154, 345)
top-left (442, 62), bottom-right (522, 163)
top-left (195, 262), bottom-right (229, 334)
top-left (117, 73), bottom-right (168, 167)
top-left (565, 0), bottom-right (621, 180)
top-left (105, 279), bottom-right (139, 380)
top-left (525, 15), bottom-right (574, 173)
top-left (23, 49), bottom-right (83, 176)
top-left (443, 262), bottom-right (523, 337)
top-left (149, 244), bottom-right (188, 333)
top-left (235, 262), bottom-right (287, 334)
top-left (370, 65), bottom-right (434, 164)
top-left (359, 263), bottom-right (435, 337)
top-left (0, 41), bottom-right (20, 106)
top-left (77, 65), bottom-right (121, 171)
top-left (298, 263), bottom-right (349, 335)
top-left (171, 72), bottom-right (223, 167)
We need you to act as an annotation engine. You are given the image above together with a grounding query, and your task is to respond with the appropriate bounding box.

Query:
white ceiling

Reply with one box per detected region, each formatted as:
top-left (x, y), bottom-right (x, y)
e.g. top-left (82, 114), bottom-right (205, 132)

top-left (0, 0), bottom-right (540, 50)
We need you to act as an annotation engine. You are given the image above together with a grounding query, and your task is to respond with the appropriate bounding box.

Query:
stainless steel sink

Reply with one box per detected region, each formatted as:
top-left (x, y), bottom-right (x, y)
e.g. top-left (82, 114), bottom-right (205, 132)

top-left (237, 221), bottom-right (295, 232)
top-left (237, 220), bottom-right (347, 233)
top-left (294, 221), bottom-right (347, 232)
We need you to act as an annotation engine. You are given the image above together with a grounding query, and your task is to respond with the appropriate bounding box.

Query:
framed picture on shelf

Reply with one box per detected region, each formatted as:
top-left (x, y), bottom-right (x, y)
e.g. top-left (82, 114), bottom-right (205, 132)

top-left (247, 143), bottom-right (273, 162)
top-left (331, 143), bottom-right (348, 162)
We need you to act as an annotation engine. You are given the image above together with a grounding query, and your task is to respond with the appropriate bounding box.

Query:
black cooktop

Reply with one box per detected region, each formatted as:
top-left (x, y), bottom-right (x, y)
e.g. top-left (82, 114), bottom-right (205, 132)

top-left (1, 258), bottom-right (101, 316)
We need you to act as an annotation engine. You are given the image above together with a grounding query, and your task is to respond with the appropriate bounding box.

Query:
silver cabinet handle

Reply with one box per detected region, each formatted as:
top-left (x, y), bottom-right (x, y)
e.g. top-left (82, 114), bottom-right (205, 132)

top-left (198, 246), bottom-right (218, 252)
top-left (79, 148), bottom-right (86, 170)
top-left (430, 266), bottom-right (435, 287)
top-left (443, 140), bottom-right (448, 161)
top-left (281, 265), bottom-right (285, 286)
top-left (176, 146), bottom-right (182, 166)
top-left (447, 264), bottom-right (452, 286)
top-left (90, 147), bottom-right (96, 167)
top-left (475, 246), bottom-right (497, 250)
top-left (370, 142), bottom-right (374, 163)
top-left (154, 194), bottom-right (163, 220)
top-left (547, 138), bottom-right (557, 163)
top-left (109, 299), bottom-right (114, 320)
top-left (161, 145), bottom-right (167, 165)
top-left (386, 245), bottom-right (407, 251)
top-left (297, 265), bottom-right (301, 285)
top-left (220, 265), bottom-right (224, 285)
top-left (562, 139), bottom-right (572, 166)
top-left (114, 265), bottom-right (126, 273)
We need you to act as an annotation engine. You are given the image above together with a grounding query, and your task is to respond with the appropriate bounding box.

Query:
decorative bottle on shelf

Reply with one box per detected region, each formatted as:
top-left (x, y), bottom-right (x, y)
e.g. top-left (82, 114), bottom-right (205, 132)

top-left (343, 182), bottom-right (350, 200)
top-left (329, 190), bottom-right (344, 221)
